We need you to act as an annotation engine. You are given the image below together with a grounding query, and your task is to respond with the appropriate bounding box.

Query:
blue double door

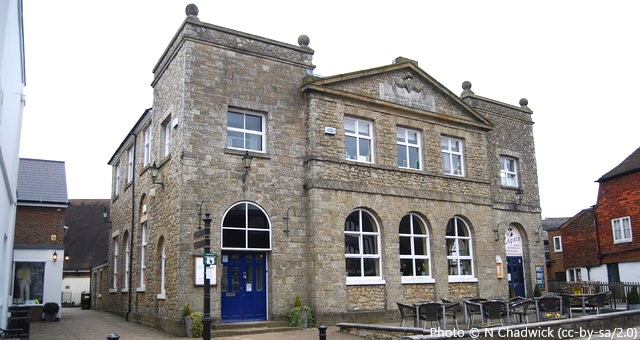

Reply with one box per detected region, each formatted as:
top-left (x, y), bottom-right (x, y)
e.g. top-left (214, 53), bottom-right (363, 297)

top-left (221, 252), bottom-right (267, 322)
top-left (507, 256), bottom-right (526, 297)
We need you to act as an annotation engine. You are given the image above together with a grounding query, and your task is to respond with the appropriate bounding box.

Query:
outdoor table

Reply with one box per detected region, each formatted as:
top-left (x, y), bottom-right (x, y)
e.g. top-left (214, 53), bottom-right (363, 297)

top-left (412, 301), bottom-right (432, 328)
top-left (561, 293), bottom-right (594, 316)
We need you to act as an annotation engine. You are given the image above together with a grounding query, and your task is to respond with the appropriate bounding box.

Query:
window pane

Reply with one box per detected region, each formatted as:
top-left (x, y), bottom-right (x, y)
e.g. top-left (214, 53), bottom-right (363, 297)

top-left (360, 213), bottom-right (374, 233)
top-left (414, 237), bottom-right (427, 255)
top-left (446, 219), bottom-right (455, 236)
top-left (358, 139), bottom-right (371, 162)
top-left (408, 146), bottom-right (420, 169)
top-left (345, 234), bottom-right (359, 254)
top-left (228, 112), bottom-right (244, 129)
top-left (362, 234), bottom-right (377, 254)
top-left (452, 155), bottom-right (462, 175)
top-left (413, 219), bottom-right (425, 234)
top-left (507, 159), bottom-right (515, 172)
top-left (256, 266), bottom-right (265, 291)
top-left (345, 211), bottom-right (359, 231)
top-left (247, 204), bottom-right (268, 229)
top-left (345, 136), bottom-right (357, 160)
top-left (363, 258), bottom-right (379, 276)
top-left (440, 137), bottom-right (448, 150)
top-left (224, 205), bottom-right (245, 228)
top-left (227, 130), bottom-right (244, 149)
top-left (451, 139), bottom-right (460, 152)
top-left (397, 145), bottom-right (407, 167)
top-left (245, 114), bottom-right (262, 132)
top-left (222, 229), bottom-right (245, 248)
top-left (14, 262), bottom-right (45, 304)
top-left (346, 258), bottom-right (361, 276)
top-left (399, 236), bottom-right (411, 255)
top-left (248, 230), bottom-right (269, 249)
top-left (357, 121), bottom-right (370, 136)
top-left (246, 133), bottom-right (262, 151)
top-left (460, 260), bottom-right (472, 275)
top-left (442, 154), bottom-right (451, 174)
top-left (416, 259), bottom-right (429, 276)
top-left (400, 259), bottom-right (414, 276)
top-left (446, 239), bottom-right (456, 256)
top-left (344, 118), bottom-right (355, 134)
top-left (458, 239), bottom-right (470, 256)
top-left (448, 259), bottom-right (459, 275)
top-left (407, 131), bottom-right (418, 144)
top-left (399, 215), bottom-right (411, 234)
top-left (397, 128), bottom-right (405, 142)
top-left (457, 221), bottom-right (468, 237)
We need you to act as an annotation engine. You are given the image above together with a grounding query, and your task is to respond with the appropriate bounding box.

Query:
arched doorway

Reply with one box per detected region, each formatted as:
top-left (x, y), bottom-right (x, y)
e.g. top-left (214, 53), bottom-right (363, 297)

top-left (220, 202), bottom-right (271, 322)
top-left (505, 225), bottom-right (526, 297)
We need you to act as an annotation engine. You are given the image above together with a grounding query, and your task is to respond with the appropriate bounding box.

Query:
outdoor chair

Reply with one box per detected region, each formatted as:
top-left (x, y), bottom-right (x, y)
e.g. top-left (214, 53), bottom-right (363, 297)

top-left (418, 302), bottom-right (443, 329)
top-left (441, 299), bottom-right (461, 329)
top-left (483, 300), bottom-right (508, 326)
top-left (536, 295), bottom-right (564, 321)
top-left (0, 327), bottom-right (24, 340)
top-left (463, 298), bottom-right (487, 328)
top-left (509, 298), bottom-right (534, 324)
top-left (396, 302), bottom-right (417, 327)
top-left (585, 292), bottom-right (611, 314)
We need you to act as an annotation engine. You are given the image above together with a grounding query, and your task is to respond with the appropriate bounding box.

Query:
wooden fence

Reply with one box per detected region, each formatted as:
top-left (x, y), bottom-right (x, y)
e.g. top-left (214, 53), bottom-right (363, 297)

top-left (548, 280), bottom-right (640, 304)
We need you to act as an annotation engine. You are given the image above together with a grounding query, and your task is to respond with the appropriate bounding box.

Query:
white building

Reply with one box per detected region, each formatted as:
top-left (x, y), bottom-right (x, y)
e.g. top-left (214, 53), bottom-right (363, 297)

top-left (0, 0), bottom-right (26, 329)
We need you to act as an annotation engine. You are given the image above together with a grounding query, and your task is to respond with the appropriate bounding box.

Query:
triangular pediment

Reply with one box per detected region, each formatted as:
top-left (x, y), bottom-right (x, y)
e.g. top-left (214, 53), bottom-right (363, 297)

top-left (302, 60), bottom-right (493, 130)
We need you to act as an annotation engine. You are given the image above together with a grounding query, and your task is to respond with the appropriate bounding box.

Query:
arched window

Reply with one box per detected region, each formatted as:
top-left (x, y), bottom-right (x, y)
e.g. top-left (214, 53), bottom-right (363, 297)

top-left (446, 216), bottom-right (475, 281)
top-left (399, 214), bottom-right (432, 283)
top-left (344, 209), bottom-right (383, 284)
top-left (157, 237), bottom-right (166, 299)
top-left (222, 202), bottom-right (271, 250)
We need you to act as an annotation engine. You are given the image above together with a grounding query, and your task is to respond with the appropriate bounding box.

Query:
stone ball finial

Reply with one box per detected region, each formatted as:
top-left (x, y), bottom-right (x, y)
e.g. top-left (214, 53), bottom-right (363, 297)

top-left (519, 98), bottom-right (529, 107)
top-left (462, 81), bottom-right (472, 91)
top-left (185, 4), bottom-right (199, 17)
top-left (298, 35), bottom-right (310, 47)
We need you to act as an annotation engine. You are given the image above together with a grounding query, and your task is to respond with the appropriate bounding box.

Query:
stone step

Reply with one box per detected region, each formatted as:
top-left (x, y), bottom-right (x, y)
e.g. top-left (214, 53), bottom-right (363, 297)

top-left (211, 321), bottom-right (300, 337)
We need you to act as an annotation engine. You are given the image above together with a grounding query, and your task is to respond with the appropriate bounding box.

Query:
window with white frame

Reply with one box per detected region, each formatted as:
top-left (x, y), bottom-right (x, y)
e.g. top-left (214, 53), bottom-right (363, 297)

top-left (399, 213), bottom-right (431, 282)
top-left (122, 232), bottom-right (129, 291)
top-left (126, 147), bottom-right (134, 184)
top-left (499, 156), bottom-right (519, 187)
top-left (441, 136), bottom-right (464, 176)
top-left (222, 202), bottom-right (271, 250)
top-left (567, 268), bottom-right (582, 282)
top-left (114, 162), bottom-right (121, 195)
top-left (612, 216), bottom-right (632, 243)
top-left (161, 116), bottom-right (172, 158)
top-left (227, 111), bottom-right (265, 152)
top-left (157, 238), bottom-right (166, 299)
top-left (139, 223), bottom-right (148, 290)
top-left (344, 209), bottom-right (383, 284)
top-left (112, 236), bottom-right (118, 290)
top-left (445, 217), bottom-right (475, 280)
top-left (397, 127), bottom-right (421, 170)
top-left (143, 125), bottom-right (151, 167)
top-left (553, 236), bottom-right (562, 252)
top-left (344, 117), bottom-right (373, 163)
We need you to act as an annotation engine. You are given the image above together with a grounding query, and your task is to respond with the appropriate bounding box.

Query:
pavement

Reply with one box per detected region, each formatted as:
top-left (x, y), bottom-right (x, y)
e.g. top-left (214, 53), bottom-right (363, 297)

top-left (29, 307), bottom-right (364, 340)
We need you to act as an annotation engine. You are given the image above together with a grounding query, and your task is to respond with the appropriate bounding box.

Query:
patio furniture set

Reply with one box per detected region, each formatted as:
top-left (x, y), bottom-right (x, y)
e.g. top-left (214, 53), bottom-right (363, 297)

top-left (397, 291), bottom-right (612, 330)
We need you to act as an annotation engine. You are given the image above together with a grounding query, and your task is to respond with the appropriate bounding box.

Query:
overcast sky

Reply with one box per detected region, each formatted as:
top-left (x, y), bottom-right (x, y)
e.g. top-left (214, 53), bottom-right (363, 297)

top-left (20, 1), bottom-right (639, 219)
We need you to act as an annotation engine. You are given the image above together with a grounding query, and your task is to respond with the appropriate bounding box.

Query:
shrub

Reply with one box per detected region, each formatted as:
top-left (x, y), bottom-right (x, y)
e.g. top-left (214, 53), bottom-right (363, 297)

top-left (287, 296), bottom-right (315, 328)
top-left (182, 304), bottom-right (192, 317)
top-left (189, 312), bottom-right (203, 337)
top-left (533, 284), bottom-right (542, 297)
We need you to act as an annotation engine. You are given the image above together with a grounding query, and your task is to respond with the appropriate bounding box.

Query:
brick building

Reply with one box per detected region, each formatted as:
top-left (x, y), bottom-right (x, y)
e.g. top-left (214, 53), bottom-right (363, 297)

top-left (559, 208), bottom-right (598, 281)
top-left (12, 158), bottom-right (68, 319)
top-left (96, 5), bottom-right (544, 334)
top-left (593, 146), bottom-right (640, 282)
top-left (542, 217), bottom-right (569, 281)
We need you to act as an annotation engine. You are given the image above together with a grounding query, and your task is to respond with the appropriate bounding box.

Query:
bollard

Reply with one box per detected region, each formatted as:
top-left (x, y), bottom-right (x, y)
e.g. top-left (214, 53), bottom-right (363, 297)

top-left (318, 325), bottom-right (327, 340)
top-left (106, 334), bottom-right (120, 340)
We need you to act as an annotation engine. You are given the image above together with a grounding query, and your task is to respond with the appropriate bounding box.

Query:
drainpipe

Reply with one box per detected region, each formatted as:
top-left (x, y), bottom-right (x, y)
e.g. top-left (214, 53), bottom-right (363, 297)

top-left (126, 133), bottom-right (137, 321)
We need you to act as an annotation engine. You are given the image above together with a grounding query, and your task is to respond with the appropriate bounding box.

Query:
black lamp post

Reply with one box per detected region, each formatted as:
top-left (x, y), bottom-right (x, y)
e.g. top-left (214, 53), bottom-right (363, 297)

top-left (202, 213), bottom-right (212, 340)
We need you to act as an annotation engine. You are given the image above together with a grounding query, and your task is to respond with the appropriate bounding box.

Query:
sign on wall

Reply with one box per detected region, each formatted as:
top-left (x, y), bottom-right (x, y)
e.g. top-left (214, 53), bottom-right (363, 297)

top-left (504, 226), bottom-right (523, 256)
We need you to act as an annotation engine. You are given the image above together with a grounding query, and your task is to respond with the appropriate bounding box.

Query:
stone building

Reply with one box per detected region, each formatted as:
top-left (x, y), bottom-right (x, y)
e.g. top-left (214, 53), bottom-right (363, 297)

top-left (97, 5), bottom-right (544, 334)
